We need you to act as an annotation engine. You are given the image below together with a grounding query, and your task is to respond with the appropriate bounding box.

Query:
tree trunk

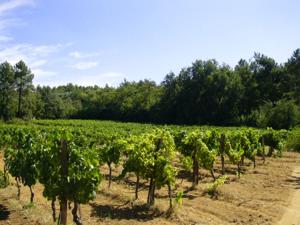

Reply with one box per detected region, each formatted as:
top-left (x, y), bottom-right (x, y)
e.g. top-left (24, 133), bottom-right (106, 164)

top-left (267, 147), bottom-right (274, 157)
top-left (168, 183), bottom-right (172, 209)
top-left (210, 169), bottom-right (216, 181)
top-left (51, 199), bottom-right (56, 222)
top-left (59, 140), bottom-right (68, 225)
top-left (147, 176), bottom-right (155, 206)
top-left (16, 177), bottom-right (21, 200)
top-left (135, 173), bottom-right (139, 200)
top-left (108, 163), bottom-right (112, 188)
top-left (150, 181), bottom-right (155, 206)
top-left (241, 155), bottom-right (245, 166)
top-left (17, 86), bottom-right (22, 118)
top-left (261, 137), bottom-right (265, 163)
top-left (237, 163), bottom-right (241, 178)
top-left (147, 138), bottom-right (162, 206)
top-left (253, 157), bottom-right (256, 168)
top-left (3, 164), bottom-right (5, 184)
top-left (147, 177), bottom-right (152, 204)
top-left (220, 134), bottom-right (226, 175)
top-left (60, 200), bottom-right (68, 225)
top-left (192, 152), bottom-right (199, 187)
top-left (3, 163), bottom-right (8, 185)
top-left (72, 202), bottom-right (83, 225)
top-left (29, 186), bottom-right (34, 203)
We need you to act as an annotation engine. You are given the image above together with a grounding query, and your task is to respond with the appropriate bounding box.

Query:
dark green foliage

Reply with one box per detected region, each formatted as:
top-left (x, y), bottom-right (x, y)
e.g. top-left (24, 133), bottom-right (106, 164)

top-left (0, 170), bottom-right (9, 188)
top-left (0, 120), bottom-right (291, 218)
top-left (252, 100), bottom-right (300, 129)
top-left (261, 128), bottom-right (289, 156)
top-left (37, 129), bottom-right (101, 204)
top-left (4, 129), bottom-right (39, 202)
top-left (0, 62), bottom-right (15, 121)
top-left (14, 61), bottom-right (34, 118)
top-left (286, 128), bottom-right (300, 152)
top-left (0, 49), bottom-right (300, 129)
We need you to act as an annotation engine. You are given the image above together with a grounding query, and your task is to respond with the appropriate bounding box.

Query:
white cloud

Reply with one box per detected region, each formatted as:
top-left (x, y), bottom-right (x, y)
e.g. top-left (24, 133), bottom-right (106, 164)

top-left (29, 44), bottom-right (68, 56)
top-left (0, 43), bottom-right (71, 64)
top-left (71, 61), bottom-right (99, 70)
top-left (32, 68), bottom-right (56, 78)
top-left (0, 18), bottom-right (22, 32)
top-left (69, 51), bottom-right (101, 59)
top-left (31, 59), bottom-right (47, 67)
top-left (0, 43), bottom-right (72, 86)
top-left (0, 0), bottom-right (34, 15)
top-left (0, 35), bottom-right (12, 41)
top-left (69, 51), bottom-right (81, 58)
top-left (0, 1), bottom-right (35, 43)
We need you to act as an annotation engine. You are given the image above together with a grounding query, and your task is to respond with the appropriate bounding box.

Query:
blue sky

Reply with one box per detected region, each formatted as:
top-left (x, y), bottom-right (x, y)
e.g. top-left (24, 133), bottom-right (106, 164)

top-left (0, 0), bottom-right (299, 87)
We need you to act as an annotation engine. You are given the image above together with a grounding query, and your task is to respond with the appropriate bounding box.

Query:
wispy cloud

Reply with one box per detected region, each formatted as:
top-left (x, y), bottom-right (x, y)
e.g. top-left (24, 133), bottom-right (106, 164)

top-left (71, 61), bottom-right (99, 70)
top-left (0, 0), bottom-right (34, 15)
top-left (0, 43), bottom-right (71, 64)
top-left (0, 18), bottom-right (23, 31)
top-left (30, 59), bottom-right (47, 67)
top-left (32, 68), bottom-right (57, 78)
top-left (0, 35), bottom-right (12, 41)
top-left (0, 1), bottom-right (116, 87)
top-left (69, 51), bottom-right (101, 59)
top-left (0, 43), bottom-right (72, 84)
top-left (0, 0), bottom-right (35, 43)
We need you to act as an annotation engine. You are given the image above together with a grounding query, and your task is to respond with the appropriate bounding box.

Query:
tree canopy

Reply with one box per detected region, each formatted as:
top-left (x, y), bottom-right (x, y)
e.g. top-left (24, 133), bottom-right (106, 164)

top-left (0, 49), bottom-right (299, 129)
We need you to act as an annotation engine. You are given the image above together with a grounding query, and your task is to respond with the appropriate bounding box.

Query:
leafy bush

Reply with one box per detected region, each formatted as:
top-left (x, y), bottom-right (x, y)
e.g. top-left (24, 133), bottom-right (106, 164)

top-left (206, 175), bottom-right (228, 196)
top-left (0, 170), bottom-right (9, 188)
top-left (251, 100), bottom-right (300, 129)
top-left (286, 128), bottom-right (300, 152)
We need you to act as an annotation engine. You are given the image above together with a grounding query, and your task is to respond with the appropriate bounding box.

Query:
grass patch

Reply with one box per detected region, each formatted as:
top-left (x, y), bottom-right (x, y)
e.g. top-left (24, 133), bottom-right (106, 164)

top-left (22, 202), bottom-right (35, 209)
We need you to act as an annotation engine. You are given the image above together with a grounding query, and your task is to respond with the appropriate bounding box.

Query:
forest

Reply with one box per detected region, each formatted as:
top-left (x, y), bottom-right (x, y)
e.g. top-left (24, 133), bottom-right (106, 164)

top-left (0, 49), bottom-right (299, 129)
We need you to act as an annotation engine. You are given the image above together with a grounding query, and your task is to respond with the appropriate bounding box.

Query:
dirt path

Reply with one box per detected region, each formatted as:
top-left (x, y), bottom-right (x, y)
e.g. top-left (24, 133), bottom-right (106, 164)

top-left (278, 166), bottom-right (300, 225)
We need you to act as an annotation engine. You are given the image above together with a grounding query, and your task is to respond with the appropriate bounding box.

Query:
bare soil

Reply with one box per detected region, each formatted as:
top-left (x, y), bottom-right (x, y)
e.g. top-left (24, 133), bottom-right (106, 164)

top-left (0, 151), bottom-right (300, 225)
top-left (278, 166), bottom-right (300, 225)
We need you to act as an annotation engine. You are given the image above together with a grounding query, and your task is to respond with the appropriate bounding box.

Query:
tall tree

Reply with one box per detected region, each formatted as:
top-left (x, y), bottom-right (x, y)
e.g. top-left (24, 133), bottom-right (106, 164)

top-left (250, 53), bottom-right (281, 103)
top-left (0, 62), bottom-right (15, 121)
top-left (285, 49), bottom-right (300, 104)
top-left (14, 61), bottom-right (34, 118)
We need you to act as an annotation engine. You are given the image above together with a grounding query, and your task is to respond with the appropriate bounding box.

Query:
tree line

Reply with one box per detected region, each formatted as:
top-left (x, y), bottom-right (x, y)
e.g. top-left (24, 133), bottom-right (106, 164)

top-left (0, 49), bottom-right (299, 129)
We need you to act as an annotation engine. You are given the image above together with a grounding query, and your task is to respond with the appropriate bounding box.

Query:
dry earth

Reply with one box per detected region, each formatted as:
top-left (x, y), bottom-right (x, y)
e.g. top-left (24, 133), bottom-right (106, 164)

top-left (0, 151), bottom-right (300, 225)
top-left (278, 166), bottom-right (300, 225)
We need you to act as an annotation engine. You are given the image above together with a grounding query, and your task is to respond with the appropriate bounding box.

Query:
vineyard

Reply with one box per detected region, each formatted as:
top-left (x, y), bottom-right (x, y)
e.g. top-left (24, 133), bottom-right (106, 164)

top-left (0, 120), bottom-right (298, 225)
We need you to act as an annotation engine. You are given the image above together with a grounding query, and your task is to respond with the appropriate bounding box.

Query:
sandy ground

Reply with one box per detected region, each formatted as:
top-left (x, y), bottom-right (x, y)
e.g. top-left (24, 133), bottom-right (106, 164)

top-left (278, 166), bottom-right (300, 225)
top-left (0, 151), bottom-right (300, 225)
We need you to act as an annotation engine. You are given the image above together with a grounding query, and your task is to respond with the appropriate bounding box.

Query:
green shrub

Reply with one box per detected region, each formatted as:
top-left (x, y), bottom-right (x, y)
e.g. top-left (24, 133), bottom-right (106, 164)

top-left (0, 170), bottom-right (9, 188)
top-left (252, 100), bottom-right (300, 129)
top-left (206, 175), bottom-right (227, 196)
top-left (286, 128), bottom-right (300, 152)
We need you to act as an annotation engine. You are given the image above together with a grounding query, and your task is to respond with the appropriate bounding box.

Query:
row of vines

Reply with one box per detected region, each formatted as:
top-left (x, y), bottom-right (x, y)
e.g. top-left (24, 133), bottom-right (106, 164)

top-left (0, 123), bottom-right (289, 225)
